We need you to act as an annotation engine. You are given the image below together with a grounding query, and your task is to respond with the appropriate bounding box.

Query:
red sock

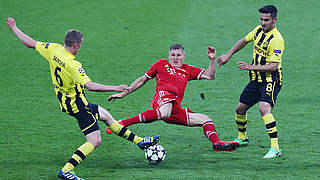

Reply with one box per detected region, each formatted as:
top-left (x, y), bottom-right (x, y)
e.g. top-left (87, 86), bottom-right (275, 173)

top-left (121, 109), bottom-right (160, 127)
top-left (203, 120), bottom-right (220, 144)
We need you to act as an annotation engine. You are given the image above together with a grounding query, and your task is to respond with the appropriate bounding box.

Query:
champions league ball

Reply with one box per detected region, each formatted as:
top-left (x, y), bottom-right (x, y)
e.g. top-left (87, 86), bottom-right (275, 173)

top-left (145, 144), bottom-right (166, 164)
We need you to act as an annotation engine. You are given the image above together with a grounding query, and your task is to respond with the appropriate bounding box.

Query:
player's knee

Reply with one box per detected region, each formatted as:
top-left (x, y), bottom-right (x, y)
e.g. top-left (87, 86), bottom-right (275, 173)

top-left (236, 107), bottom-right (245, 115)
top-left (259, 103), bottom-right (271, 116)
top-left (236, 104), bottom-right (247, 115)
top-left (89, 136), bottom-right (102, 148)
top-left (189, 114), bottom-right (212, 127)
top-left (202, 115), bottom-right (212, 123)
top-left (161, 113), bottom-right (170, 120)
top-left (94, 138), bottom-right (102, 148)
top-left (259, 107), bottom-right (268, 116)
top-left (98, 112), bottom-right (115, 126)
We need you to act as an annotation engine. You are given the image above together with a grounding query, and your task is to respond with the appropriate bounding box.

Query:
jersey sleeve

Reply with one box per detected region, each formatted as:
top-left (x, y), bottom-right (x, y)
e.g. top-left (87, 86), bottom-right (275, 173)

top-left (35, 42), bottom-right (53, 61)
top-left (245, 26), bottom-right (260, 42)
top-left (187, 65), bottom-right (205, 81)
top-left (70, 61), bottom-right (91, 86)
top-left (145, 61), bottom-right (160, 79)
top-left (268, 38), bottom-right (285, 63)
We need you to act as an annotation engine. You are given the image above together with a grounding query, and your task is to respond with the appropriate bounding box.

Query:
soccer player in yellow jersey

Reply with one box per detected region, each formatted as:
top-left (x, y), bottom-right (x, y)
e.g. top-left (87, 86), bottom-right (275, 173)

top-left (217, 5), bottom-right (285, 158)
top-left (6, 17), bottom-right (160, 179)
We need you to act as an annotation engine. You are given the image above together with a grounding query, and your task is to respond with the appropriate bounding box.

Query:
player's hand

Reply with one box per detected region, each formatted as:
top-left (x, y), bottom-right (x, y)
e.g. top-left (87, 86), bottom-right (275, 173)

top-left (217, 54), bottom-right (230, 67)
top-left (6, 17), bottom-right (17, 29)
top-left (107, 93), bottom-right (126, 101)
top-left (208, 46), bottom-right (216, 60)
top-left (117, 84), bottom-right (128, 92)
top-left (237, 61), bottom-right (252, 70)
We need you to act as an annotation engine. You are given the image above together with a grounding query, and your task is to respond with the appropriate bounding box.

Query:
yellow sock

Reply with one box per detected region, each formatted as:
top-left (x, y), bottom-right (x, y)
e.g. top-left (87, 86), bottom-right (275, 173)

top-left (262, 114), bottom-right (279, 150)
top-left (235, 113), bottom-right (247, 140)
top-left (62, 142), bottom-right (94, 172)
top-left (109, 121), bottom-right (143, 144)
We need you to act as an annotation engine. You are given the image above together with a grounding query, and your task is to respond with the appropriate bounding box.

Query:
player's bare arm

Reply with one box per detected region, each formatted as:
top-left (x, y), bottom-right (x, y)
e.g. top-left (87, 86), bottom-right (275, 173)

top-left (218, 37), bottom-right (248, 67)
top-left (237, 61), bottom-right (279, 72)
top-left (6, 17), bottom-right (37, 49)
top-left (201, 46), bottom-right (216, 80)
top-left (85, 81), bottom-right (128, 92)
top-left (107, 75), bottom-right (149, 101)
top-left (126, 75), bottom-right (149, 93)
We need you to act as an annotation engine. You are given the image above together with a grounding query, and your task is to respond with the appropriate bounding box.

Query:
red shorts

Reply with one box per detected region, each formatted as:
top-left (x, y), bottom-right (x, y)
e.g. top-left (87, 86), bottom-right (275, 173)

top-left (152, 90), bottom-right (194, 126)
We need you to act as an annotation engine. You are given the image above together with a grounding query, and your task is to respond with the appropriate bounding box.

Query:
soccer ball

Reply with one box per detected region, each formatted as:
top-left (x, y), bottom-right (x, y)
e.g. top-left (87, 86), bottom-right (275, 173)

top-left (145, 144), bottom-right (166, 164)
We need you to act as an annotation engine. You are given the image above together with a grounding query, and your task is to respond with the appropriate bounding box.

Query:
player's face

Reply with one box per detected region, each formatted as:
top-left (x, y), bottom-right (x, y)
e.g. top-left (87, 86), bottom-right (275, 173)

top-left (73, 39), bottom-right (83, 55)
top-left (260, 13), bottom-right (276, 33)
top-left (168, 49), bottom-right (185, 68)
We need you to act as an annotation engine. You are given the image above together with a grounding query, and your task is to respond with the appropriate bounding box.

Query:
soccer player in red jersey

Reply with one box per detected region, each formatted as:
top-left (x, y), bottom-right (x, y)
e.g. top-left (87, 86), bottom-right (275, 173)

top-left (107, 43), bottom-right (239, 151)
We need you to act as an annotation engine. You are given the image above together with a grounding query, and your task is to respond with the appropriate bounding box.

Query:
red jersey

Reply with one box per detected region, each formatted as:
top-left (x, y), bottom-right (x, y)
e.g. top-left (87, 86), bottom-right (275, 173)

top-left (145, 60), bottom-right (205, 105)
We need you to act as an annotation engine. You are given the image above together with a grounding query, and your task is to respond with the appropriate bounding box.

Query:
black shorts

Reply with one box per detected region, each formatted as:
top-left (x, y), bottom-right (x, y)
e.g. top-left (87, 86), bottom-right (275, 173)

top-left (239, 81), bottom-right (281, 108)
top-left (72, 103), bottom-right (100, 135)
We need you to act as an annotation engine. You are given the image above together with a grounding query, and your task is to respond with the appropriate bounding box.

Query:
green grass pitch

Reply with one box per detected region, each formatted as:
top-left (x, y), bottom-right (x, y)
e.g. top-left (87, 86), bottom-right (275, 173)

top-left (1, 0), bottom-right (319, 179)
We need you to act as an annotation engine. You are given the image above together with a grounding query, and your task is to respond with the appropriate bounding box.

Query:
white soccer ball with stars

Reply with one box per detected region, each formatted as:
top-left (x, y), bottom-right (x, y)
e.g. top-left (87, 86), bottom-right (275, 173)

top-left (145, 144), bottom-right (166, 164)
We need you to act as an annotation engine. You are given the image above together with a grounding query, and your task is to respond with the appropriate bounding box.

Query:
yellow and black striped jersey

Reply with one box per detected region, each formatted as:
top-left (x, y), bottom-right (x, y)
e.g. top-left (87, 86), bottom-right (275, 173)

top-left (245, 25), bottom-right (285, 84)
top-left (36, 42), bottom-right (91, 115)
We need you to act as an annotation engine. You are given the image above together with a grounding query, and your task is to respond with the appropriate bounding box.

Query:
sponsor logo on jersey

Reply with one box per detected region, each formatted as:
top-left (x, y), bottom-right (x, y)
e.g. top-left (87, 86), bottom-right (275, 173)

top-left (274, 49), bottom-right (281, 53)
top-left (254, 45), bottom-right (269, 57)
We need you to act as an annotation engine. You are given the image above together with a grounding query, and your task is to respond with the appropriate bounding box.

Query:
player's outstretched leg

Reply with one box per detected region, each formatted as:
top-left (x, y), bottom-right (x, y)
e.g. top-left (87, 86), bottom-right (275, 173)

top-left (106, 109), bottom-right (160, 134)
top-left (58, 170), bottom-right (84, 180)
top-left (108, 121), bottom-right (160, 150)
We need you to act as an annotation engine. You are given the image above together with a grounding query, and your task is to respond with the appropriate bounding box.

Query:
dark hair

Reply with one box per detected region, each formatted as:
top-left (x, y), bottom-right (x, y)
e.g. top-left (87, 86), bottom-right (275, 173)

top-left (169, 43), bottom-right (185, 53)
top-left (259, 5), bottom-right (277, 18)
top-left (64, 29), bottom-right (83, 47)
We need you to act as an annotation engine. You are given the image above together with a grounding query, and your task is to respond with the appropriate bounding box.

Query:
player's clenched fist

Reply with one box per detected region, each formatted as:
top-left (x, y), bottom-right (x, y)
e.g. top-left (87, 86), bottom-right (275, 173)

top-left (207, 46), bottom-right (216, 60)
